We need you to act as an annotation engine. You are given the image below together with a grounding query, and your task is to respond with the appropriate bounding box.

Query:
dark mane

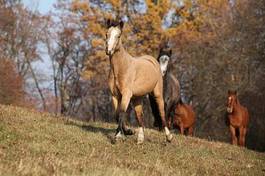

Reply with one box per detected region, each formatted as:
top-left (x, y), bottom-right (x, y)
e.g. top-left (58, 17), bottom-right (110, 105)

top-left (158, 43), bottom-right (172, 59)
top-left (178, 97), bottom-right (184, 105)
top-left (106, 19), bottom-right (124, 29)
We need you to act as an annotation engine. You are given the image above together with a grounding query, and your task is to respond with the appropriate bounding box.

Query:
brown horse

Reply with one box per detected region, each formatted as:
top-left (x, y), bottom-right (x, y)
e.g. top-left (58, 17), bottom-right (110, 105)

top-left (149, 45), bottom-right (180, 130)
top-left (105, 19), bottom-right (172, 144)
top-left (226, 90), bottom-right (249, 146)
top-left (171, 99), bottom-right (195, 136)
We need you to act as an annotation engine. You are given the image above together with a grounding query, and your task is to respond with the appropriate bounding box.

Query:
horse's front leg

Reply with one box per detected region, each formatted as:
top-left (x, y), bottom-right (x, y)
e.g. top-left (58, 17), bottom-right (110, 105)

top-left (229, 125), bottom-right (238, 145)
top-left (115, 89), bottom-right (133, 138)
top-left (112, 96), bottom-right (123, 138)
top-left (179, 123), bottom-right (184, 135)
top-left (113, 93), bottom-right (134, 139)
top-left (132, 98), bottom-right (144, 144)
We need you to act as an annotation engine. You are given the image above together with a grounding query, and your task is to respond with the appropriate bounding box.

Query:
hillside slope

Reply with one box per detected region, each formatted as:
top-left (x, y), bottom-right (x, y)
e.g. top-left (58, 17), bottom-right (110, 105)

top-left (0, 105), bottom-right (264, 176)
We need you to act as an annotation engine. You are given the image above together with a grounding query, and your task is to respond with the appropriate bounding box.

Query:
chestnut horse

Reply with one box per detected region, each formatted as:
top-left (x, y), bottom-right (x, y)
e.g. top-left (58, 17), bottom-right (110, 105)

top-left (105, 19), bottom-right (172, 144)
top-left (171, 98), bottom-right (195, 136)
top-left (226, 90), bottom-right (249, 146)
top-left (149, 46), bottom-right (180, 130)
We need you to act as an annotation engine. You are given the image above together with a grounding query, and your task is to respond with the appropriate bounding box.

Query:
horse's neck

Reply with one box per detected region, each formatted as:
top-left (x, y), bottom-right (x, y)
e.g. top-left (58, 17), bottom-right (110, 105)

top-left (163, 71), bottom-right (175, 88)
top-left (232, 98), bottom-right (241, 114)
top-left (110, 41), bottom-right (131, 76)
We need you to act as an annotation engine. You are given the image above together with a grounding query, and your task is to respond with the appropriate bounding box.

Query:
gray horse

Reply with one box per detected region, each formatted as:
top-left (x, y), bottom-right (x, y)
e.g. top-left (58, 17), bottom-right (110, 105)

top-left (149, 46), bottom-right (180, 130)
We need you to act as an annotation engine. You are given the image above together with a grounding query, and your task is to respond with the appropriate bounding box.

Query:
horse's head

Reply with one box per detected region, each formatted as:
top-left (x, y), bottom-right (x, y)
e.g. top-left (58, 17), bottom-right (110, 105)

top-left (227, 90), bottom-right (237, 113)
top-left (105, 19), bottom-right (124, 56)
top-left (158, 47), bottom-right (172, 76)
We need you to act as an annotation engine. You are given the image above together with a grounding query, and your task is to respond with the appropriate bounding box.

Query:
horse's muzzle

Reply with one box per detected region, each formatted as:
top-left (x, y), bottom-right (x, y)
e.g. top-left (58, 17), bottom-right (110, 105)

top-left (227, 107), bottom-right (233, 113)
top-left (106, 50), bottom-right (113, 56)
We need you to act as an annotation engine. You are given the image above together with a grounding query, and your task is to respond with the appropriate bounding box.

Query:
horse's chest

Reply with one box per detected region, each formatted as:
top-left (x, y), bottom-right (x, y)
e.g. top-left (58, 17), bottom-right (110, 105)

top-left (112, 76), bottom-right (127, 95)
top-left (229, 115), bottom-right (242, 127)
top-left (108, 73), bottom-right (122, 96)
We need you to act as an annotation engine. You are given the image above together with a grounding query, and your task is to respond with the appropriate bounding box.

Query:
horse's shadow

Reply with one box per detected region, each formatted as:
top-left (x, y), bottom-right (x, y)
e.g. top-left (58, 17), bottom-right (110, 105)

top-left (66, 121), bottom-right (117, 144)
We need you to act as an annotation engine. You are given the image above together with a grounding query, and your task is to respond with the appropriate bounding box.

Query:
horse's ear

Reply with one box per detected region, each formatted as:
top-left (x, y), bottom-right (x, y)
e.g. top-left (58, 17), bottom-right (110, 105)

top-left (234, 90), bottom-right (237, 95)
top-left (228, 90), bottom-right (231, 94)
top-left (106, 19), bottom-right (111, 28)
top-left (169, 49), bottom-right (172, 57)
top-left (119, 20), bottom-right (124, 30)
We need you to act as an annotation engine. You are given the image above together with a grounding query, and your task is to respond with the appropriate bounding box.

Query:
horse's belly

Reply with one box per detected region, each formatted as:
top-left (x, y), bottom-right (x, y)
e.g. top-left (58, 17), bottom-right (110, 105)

top-left (174, 114), bottom-right (195, 128)
top-left (132, 73), bottom-right (159, 96)
top-left (132, 81), bottom-right (157, 96)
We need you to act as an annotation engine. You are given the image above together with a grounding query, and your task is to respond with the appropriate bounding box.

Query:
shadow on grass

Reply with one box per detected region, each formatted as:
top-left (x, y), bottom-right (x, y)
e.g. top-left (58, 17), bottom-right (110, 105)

top-left (65, 120), bottom-right (117, 144)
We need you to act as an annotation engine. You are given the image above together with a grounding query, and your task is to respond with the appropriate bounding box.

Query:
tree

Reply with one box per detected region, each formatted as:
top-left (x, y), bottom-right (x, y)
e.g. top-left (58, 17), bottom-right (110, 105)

top-left (0, 0), bottom-right (48, 110)
top-left (0, 58), bottom-right (24, 105)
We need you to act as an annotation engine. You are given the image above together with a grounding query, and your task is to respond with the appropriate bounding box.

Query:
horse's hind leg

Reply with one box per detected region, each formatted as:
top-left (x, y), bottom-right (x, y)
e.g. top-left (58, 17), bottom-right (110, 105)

top-left (229, 125), bottom-right (238, 145)
top-left (153, 87), bottom-right (173, 142)
top-left (239, 127), bottom-right (247, 147)
top-left (132, 98), bottom-right (145, 144)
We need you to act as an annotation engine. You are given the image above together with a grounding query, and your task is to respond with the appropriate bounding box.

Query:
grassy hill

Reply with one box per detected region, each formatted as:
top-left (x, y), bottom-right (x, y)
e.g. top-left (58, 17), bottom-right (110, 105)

top-left (0, 105), bottom-right (264, 176)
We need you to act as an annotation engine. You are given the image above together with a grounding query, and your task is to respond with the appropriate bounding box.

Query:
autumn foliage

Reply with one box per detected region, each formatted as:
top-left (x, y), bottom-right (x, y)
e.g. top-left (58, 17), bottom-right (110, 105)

top-left (0, 59), bottom-right (24, 105)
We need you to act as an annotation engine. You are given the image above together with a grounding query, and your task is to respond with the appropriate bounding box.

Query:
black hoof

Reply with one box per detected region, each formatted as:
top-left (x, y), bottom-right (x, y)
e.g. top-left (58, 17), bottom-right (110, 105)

top-left (123, 128), bottom-right (135, 136)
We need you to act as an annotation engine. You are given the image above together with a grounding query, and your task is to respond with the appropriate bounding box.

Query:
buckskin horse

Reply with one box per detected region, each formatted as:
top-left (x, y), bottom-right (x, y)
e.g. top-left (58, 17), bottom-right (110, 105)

top-left (172, 98), bottom-right (196, 136)
top-left (226, 90), bottom-right (249, 146)
top-left (105, 19), bottom-right (172, 144)
top-left (149, 45), bottom-right (180, 130)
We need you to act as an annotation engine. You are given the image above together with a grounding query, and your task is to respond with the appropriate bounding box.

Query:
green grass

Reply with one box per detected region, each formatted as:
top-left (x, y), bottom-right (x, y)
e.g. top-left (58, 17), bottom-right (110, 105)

top-left (0, 105), bottom-right (264, 176)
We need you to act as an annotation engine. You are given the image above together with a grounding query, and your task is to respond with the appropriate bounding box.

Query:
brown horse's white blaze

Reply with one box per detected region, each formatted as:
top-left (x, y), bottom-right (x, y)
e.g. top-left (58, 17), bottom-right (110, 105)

top-left (227, 96), bottom-right (233, 113)
top-left (226, 90), bottom-right (249, 147)
top-left (106, 19), bottom-right (172, 144)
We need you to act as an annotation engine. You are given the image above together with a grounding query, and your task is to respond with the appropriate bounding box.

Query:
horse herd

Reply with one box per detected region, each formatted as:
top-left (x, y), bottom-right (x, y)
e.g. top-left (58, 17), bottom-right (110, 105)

top-left (105, 19), bottom-right (249, 147)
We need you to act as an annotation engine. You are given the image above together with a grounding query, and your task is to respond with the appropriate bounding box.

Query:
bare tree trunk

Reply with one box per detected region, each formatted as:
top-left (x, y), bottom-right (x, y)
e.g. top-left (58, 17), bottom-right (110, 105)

top-left (26, 59), bottom-right (47, 111)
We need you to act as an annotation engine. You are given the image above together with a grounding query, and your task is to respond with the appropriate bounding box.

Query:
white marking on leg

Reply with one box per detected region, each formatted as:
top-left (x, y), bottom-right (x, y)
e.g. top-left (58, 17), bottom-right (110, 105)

top-left (165, 127), bottom-right (170, 135)
top-left (115, 131), bottom-right (122, 138)
top-left (137, 127), bottom-right (144, 144)
top-left (165, 127), bottom-right (173, 142)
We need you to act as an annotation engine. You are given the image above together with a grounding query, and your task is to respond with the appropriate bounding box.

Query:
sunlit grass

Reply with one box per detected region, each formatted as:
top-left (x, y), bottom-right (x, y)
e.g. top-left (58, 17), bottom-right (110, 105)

top-left (0, 105), bottom-right (264, 176)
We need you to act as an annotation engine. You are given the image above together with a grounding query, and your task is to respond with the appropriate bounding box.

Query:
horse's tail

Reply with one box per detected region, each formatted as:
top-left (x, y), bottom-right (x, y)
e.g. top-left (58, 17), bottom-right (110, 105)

top-left (149, 94), bottom-right (163, 130)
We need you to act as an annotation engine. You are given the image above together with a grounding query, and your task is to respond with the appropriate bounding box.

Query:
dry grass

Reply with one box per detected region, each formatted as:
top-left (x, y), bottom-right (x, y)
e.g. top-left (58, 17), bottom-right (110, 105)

top-left (0, 105), bottom-right (264, 176)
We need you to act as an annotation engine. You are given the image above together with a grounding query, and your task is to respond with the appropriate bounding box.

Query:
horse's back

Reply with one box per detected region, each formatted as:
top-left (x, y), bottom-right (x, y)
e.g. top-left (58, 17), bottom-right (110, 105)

top-left (135, 55), bottom-right (160, 70)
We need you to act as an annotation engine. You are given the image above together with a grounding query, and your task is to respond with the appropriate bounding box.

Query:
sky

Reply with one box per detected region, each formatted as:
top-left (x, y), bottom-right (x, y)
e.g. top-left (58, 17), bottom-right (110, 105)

top-left (22, 0), bottom-right (57, 90)
top-left (22, 0), bottom-right (55, 14)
